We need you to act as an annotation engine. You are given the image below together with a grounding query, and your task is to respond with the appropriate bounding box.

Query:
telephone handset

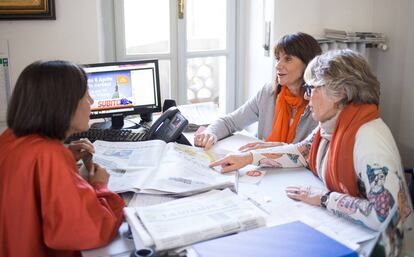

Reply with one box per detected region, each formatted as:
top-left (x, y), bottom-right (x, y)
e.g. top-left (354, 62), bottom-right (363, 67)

top-left (147, 107), bottom-right (190, 145)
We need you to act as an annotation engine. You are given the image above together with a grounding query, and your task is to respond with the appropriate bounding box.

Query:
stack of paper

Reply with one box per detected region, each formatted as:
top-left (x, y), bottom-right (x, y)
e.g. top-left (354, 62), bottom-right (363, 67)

top-left (354, 32), bottom-right (386, 42)
top-left (324, 28), bottom-right (360, 41)
top-left (177, 102), bottom-right (221, 132)
top-left (324, 28), bottom-right (386, 43)
top-left (124, 189), bottom-right (267, 251)
top-left (92, 140), bottom-right (237, 196)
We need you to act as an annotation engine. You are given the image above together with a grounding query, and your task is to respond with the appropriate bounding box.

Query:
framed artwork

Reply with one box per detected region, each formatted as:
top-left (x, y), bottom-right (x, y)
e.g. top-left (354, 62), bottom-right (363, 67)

top-left (0, 0), bottom-right (55, 20)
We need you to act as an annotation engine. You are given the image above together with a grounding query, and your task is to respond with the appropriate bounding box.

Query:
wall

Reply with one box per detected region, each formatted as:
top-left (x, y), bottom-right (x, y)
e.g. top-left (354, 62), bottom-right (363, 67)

top-left (373, 0), bottom-right (414, 168)
top-left (244, 0), bottom-right (274, 99)
top-left (272, 0), bottom-right (375, 40)
top-left (244, 0), bottom-right (375, 119)
top-left (0, 0), bottom-right (103, 88)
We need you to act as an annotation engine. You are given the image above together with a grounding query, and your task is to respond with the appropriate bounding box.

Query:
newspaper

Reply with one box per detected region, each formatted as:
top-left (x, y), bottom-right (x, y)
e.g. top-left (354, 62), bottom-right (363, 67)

top-left (124, 189), bottom-right (267, 251)
top-left (92, 140), bottom-right (237, 195)
top-left (128, 193), bottom-right (179, 207)
top-left (177, 102), bottom-right (220, 126)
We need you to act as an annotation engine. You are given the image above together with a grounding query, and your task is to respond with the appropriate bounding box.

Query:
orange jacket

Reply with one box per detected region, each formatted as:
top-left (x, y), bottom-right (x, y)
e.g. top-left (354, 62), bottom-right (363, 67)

top-left (0, 129), bottom-right (125, 257)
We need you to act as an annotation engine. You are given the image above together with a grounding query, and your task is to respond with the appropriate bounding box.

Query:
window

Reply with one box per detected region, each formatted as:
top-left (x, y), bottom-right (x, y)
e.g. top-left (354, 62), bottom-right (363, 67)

top-left (114, 0), bottom-right (236, 113)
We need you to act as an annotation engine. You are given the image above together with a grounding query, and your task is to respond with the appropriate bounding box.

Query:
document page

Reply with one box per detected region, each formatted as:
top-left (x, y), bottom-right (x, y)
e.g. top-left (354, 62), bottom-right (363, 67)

top-left (93, 140), bottom-right (166, 170)
top-left (128, 193), bottom-right (178, 207)
top-left (92, 140), bottom-right (237, 195)
top-left (297, 203), bottom-right (377, 244)
top-left (92, 140), bottom-right (166, 193)
top-left (265, 200), bottom-right (376, 251)
top-left (144, 143), bottom-right (236, 195)
top-left (177, 102), bottom-right (220, 126)
top-left (132, 189), bottom-right (266, 251)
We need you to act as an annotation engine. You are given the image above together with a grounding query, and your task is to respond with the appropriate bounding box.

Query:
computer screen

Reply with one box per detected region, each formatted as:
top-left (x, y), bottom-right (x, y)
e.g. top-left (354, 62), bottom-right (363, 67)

top-left (84, 59), bottom-right (161, 129)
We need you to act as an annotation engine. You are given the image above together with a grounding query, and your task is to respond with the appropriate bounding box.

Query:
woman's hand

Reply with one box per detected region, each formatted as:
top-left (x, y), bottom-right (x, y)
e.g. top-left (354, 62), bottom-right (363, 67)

top-left (68, 138), bottom-right (95, 161)
top-left (194, 132), bottom-right (218, 150)
top-left (239, 141), bottom-right (284, 152)
top-left (209, 152), bottom-right (253, 173)
top-left (88, 163), bottom-right (110, 185)
top-left (285, 185), bottom-right (327, 207)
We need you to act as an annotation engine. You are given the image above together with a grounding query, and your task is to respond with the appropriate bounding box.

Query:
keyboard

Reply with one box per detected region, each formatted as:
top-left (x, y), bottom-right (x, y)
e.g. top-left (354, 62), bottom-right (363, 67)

top-left (65, 128), bottom-right (149, 144)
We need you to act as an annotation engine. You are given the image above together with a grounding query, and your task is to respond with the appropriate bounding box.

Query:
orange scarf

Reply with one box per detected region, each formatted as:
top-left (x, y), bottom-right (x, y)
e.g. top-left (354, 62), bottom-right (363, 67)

top-left (308, 103), bottom-right (379, 196)
top-left (266, 85), bottom-right (307, 143)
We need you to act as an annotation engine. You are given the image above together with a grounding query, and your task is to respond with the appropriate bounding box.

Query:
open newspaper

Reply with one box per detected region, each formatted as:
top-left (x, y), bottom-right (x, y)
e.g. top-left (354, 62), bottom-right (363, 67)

top-left (91, 140), bottom-right (237, 196)
top-left (124, 189), bottom-right (267, 251)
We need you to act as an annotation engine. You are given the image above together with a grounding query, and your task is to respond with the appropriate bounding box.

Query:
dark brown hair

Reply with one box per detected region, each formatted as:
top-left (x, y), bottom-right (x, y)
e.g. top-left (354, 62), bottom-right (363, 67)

top-left (7, 60), bottom-right (87, 140)
top-left (274, 32), bottom-right (322, 65)
top-left (273, 32), bottom-right (322, 93)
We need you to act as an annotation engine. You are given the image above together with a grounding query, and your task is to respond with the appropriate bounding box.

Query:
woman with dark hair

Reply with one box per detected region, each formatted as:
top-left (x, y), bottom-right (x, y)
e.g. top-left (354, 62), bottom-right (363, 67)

top-left (194, 32), bottom-right (321, 150)
top-left (210, 50), bottom-right (413, 257)
top-left (0, 60), bottom-right (125, 257)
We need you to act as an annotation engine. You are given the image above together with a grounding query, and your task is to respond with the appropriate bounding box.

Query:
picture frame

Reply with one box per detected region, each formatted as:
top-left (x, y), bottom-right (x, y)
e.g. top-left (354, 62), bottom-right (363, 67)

top-left (0, 0), bottom-right (55, 20)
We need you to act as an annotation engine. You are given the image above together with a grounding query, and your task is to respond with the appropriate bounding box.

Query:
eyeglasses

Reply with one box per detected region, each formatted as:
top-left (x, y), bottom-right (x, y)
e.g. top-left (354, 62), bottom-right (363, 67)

top-left (302, 83), bottom-right (322, 97)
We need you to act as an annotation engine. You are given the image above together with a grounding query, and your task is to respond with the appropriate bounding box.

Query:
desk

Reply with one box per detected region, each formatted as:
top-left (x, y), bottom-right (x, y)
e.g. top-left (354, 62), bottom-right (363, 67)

top-left (212, 134), bottom-right (378, 256)
top-left (82, 222), bottom-right (134, 257)
top-left (84, 133), bottom-right (378, 257)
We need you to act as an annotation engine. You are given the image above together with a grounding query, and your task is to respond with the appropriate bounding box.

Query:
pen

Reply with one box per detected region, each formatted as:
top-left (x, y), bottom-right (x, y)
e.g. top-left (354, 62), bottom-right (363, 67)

top-left (82, 152), bottom-right (94, 176)
top-left (82, 152), bottom-right (93, 165)
top-left (246, 196), bottom-right (271, 215)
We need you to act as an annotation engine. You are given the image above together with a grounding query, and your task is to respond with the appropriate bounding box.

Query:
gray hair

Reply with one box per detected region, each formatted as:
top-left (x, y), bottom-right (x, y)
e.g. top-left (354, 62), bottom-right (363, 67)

top-left (304, 49), bottom-right (380, 107)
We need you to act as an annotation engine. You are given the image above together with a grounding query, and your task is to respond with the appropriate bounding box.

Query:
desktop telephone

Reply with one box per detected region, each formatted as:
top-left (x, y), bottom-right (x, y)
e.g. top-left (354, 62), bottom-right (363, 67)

top-left (147, 107), bottom-right (191, 145)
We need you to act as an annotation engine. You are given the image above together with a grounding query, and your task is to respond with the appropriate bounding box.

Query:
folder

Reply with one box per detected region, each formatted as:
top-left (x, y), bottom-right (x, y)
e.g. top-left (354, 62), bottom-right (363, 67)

top-left (192, 221), bottom-right (358, 257)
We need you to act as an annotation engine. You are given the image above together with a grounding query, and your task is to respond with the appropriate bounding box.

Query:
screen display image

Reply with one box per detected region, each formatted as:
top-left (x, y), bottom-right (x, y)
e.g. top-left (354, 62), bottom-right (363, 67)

top-left (83, 60), bottom-right (161, 129)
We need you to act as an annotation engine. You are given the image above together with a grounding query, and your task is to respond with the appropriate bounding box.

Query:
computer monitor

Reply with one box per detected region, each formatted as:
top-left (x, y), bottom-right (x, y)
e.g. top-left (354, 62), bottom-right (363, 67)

top-left (84, 59), bottom-right (161, 129)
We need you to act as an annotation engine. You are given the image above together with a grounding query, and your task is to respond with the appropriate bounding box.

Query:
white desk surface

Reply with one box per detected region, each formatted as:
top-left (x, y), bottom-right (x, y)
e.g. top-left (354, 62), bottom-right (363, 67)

top-left (82, 222), bottom-right (134, 257)
top-left (83, 133), bottom-right (378, 257)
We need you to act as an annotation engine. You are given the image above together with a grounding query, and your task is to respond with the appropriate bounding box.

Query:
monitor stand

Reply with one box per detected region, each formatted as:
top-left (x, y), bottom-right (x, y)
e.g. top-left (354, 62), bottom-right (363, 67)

top-left (139, 113), bottom-right (153, 122)
top-left (90, 115), bottom-right (140, 130)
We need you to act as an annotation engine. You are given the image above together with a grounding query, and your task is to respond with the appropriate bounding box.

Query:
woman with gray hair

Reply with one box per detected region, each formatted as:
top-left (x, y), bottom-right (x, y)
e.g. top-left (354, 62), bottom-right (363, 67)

top-left (210, 49), bottom-right (412, 257)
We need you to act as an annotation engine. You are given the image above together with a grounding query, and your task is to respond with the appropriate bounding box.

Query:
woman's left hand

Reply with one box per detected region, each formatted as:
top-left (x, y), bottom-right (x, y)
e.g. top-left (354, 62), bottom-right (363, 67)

top-left (68, 138), bottom-right (95, 161)
top-left (285, 185), bottom-right (327, 207)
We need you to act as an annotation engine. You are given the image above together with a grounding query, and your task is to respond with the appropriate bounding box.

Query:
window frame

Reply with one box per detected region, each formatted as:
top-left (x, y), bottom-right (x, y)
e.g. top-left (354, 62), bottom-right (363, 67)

top-left (113, 0), bottom-right (240, 113)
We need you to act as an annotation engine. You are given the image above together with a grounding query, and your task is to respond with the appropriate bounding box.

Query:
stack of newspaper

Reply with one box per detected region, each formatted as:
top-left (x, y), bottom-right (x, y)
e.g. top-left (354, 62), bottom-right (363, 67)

top-left (177, 102), bottom-right (221, 130)
top-left (91, 140), bottom-right (237, 196)
top-left (324, 28), bottom-right (386, 43)
top-left (124, 189), bottom-right (267, 251)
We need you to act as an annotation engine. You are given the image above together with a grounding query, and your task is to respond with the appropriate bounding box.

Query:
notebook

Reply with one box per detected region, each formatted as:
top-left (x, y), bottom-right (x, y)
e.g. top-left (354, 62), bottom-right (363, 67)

top-left (192, 221), bottom-right (358, 257)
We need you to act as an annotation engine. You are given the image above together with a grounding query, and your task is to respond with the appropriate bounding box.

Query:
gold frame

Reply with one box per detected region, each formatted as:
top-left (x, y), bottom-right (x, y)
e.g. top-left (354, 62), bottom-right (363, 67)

top-left (0, 0), bottom-right (55, 20)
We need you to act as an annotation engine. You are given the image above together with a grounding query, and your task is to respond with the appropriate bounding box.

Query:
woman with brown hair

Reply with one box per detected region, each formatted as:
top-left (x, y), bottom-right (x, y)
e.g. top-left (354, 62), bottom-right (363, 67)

top-left (0, 60), bottom-right (125, 257)
top-left (194, 32), bottom-right (322, 149)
